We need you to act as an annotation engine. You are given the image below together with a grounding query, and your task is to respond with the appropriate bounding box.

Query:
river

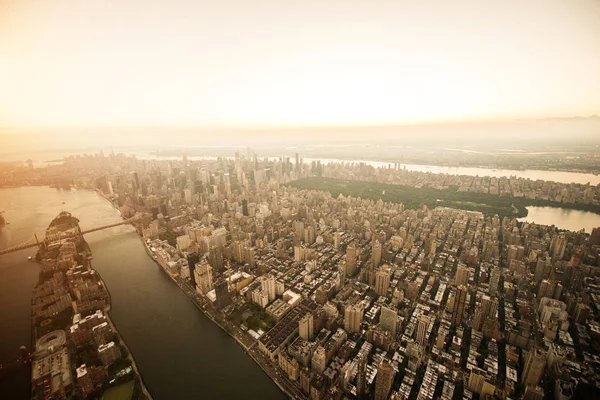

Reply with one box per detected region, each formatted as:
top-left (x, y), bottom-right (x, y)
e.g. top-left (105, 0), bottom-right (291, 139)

top-left (132, 154), bottom-right (600, 185)
top-left (0, 187), bottom-right (286, 399)
top-left (518, 206), bottom-right (600, 233)
top-left (4, 147), bottom-right (599, 185)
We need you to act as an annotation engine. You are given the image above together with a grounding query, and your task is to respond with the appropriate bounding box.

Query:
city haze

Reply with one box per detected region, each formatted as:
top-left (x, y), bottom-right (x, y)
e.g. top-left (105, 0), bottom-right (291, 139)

top-left (1, 0), bottom-right (600, 128)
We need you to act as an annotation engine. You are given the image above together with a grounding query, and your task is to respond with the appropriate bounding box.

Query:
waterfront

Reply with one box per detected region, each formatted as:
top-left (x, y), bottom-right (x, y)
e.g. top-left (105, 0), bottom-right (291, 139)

top-left (518, 206), bottom-right (600, 233)
top-left (136, 154), bottom-right (600, 185)
top-left (3, 147), bottom-right (599, 185)
top-left (0, 187), bottom-right (286, 399)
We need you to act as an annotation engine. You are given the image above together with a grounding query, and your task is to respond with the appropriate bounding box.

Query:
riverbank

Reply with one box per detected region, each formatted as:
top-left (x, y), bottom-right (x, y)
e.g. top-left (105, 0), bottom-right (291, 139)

top-left (97, 265), bottom-right (153, 400)
top-left (100, 191), bottom-right (292, 397)
top-left (1, 187), bottom-right (286, 399)
top-left (138, 237), bottom-right (301, 399)
top-left (30, 211), bottom-right (151, 399)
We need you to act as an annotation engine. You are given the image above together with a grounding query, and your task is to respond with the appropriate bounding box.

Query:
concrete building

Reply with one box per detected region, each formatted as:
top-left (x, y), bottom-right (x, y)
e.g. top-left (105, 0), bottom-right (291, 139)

top-left (262, 274), bottom-right (276, 303)
top-left (455, 265), bottom-right (470, 287)
top-left (346, 244), bottom-right (357, 276)
top-left (299, 312), bottom-right (314, 341)
top-left (451, 285), bottom-right (467, 326)
top-left (375, 265), bottom-right (391, 296)
top-left (489, 267), bottom-right (501, 296)
top-left (311, 345), bottom-right (327, 374)
top-left (468, 367), bottom-right (496, 396)
top-left (374, 359), bottom-right (394, 400)
top-left (344, 302), bottom-right (364, 333)
top-left (372, 240), bottom-right (382, 267)
top-left (195, 261), bottom-right (214, 295)
top-left (214, 279), bottom-right (231, 311)
top-left (417, 314), bottom-right (430, 346)
top-left (379, 305), bottom-right (397, 337)
top-left (522, 348), bottom-right (546, 387)
top-left (98, 341), bottom-right (121, 366)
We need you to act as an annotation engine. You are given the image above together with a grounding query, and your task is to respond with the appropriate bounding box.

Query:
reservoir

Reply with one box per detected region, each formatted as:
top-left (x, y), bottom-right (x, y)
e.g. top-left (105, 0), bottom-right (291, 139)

top-left (518, 206), bottom-right (600, 233)
top-left (0, 187), bottom-right (286, 399)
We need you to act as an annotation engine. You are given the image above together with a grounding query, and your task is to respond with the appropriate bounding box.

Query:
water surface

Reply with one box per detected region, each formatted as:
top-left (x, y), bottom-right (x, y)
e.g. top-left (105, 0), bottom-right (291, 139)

top-left (0, 187), bottom-right (285, 399)
top-left (518, 206), bottom-right (600, 233)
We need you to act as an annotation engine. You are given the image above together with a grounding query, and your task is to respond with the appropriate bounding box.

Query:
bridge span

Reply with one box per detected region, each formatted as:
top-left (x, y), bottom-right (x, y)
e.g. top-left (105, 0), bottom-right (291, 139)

top-left (0, 215), bottom-right (141, 256)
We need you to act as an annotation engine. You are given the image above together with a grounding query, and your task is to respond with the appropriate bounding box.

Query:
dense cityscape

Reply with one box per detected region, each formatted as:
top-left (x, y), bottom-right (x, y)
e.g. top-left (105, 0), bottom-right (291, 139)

top-left (1, 151), bottom-right (599, 399)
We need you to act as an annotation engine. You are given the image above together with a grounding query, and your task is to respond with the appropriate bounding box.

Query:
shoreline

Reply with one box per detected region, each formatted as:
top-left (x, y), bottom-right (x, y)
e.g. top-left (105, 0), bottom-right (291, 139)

top-left (92, 261), bottom-right (153, 400)
top-left (96, 191), bottom-right (297, 398)
top-left (138, 237), bottom-right (300, 399)
top-left (28, 203), bottom-right (152, 400)
top-left (97, 185), bottom-right (300, 399)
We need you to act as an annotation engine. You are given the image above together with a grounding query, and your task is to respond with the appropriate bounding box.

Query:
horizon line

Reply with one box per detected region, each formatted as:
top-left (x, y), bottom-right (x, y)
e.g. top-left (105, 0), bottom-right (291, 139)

top-left (1, 114), bottom-right (599, 132)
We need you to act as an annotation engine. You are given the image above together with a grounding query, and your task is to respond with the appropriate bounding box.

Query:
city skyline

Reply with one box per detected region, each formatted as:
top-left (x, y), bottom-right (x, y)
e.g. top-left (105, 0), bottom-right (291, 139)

top-left (1, 0), bottom-right (600, 128)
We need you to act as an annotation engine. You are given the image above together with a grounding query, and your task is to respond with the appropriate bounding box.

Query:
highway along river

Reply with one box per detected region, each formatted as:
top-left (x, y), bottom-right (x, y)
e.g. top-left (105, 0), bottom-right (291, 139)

top-left (0, 186), bottom-right (286, 399)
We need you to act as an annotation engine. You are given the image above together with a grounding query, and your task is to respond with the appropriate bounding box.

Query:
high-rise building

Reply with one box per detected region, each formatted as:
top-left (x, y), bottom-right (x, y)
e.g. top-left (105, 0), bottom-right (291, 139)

top-left (523, 385), bottom-right (544, 400)
top-left (299, 312), bottom-right (314, 341)
top-left (98, 341), bottom-right (121, 366)
top-left (186, 253), bottom-right (199, 287)
top-left (344, 303), bottom-right (364, 333)
top-left (590, 227), bottom-right (600, 245)
top-left (417, 314), bottom-right (430, 346)
top-left (262, 274), bottom-right (276, 303)
top-left (489, 267), bottom-right (501, 296)
top-left (208, 245), bottom-right (225, 272)
top-left (379, 305), bottom-right (397, 337)
top-left (372, 240), bottom-right (382, 267)
top-left (356, 355), bottom-right (367, 398)
top-left (468, 367), bottom-right (496, 396)
top-left (311, 346), bottom-right (327, 374)
top-left (375, 266), bottom-right (391, 296)
top-left (455, 265), bottom-right (470, 287)
top-left (451, 285), bottom-right (467, 326)
top-left (195, 261), bottom-right (213, 294)
top-left (374, 359), bottom-right (394, 400)
top-left (346, 244), bottom-right (357, 276)
top-left (522, 348), bottom-right (546, 387)
top-left (214, 279), bottom-right (231, 311)
top-left (574, 303), bottom-right (590, 324)
top-left (534, 258), bottom-right (550, 283)
top-left (538, 280), bottom-right (555, 300)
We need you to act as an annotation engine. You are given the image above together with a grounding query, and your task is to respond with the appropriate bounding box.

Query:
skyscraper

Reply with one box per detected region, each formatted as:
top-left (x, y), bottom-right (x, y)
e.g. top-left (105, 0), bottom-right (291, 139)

top-left (522, 348), bottom-right (546, 387)
top-left (344, 303), bottom-right (364, 333)
top-left (452, 285), bottom-right (467, 326)
top-left (299, 312), bottom-right (314, 341)
top-left (374, 359), bottom-right (394, 400)
top-left (417, 314), bottom-right (430, 346)
top-left (346, 244), bottom-right (357, 276)
top-left (214, 279), bottom-right (231, 311)
top-left (186, 252), bottom-right (199, 287)
top-left (489, 267), bottom-right (501, 296)
top-left (262, 274), bottom-right (276, 303)
top-left (375, 266), bottom-right (391, 296)
top-left (379, 305), bottom-right (397, 337)
top-left (372, 240), bottom-right (382, 267)
top-left (195, 261), bottom-right (213, 295)
top-left (455, 265), bottom-right (470, 287)
top-left (357, 355), bottom-right (367, 398)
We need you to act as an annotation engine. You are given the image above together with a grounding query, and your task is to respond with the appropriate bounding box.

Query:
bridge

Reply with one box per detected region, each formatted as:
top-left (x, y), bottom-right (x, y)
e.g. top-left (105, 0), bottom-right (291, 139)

top-left (0, 215), bottom-right (142, 256)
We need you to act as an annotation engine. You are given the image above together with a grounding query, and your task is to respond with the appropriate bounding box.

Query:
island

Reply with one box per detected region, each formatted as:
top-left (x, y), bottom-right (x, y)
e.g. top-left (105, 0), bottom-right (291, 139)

top-left (30, 211), bottom-right (150, 399)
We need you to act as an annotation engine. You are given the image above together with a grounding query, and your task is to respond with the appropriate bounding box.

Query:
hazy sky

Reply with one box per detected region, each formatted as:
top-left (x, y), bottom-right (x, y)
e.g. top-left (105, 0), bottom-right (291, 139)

top-left (1, 0), bottom-right (599, 128)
